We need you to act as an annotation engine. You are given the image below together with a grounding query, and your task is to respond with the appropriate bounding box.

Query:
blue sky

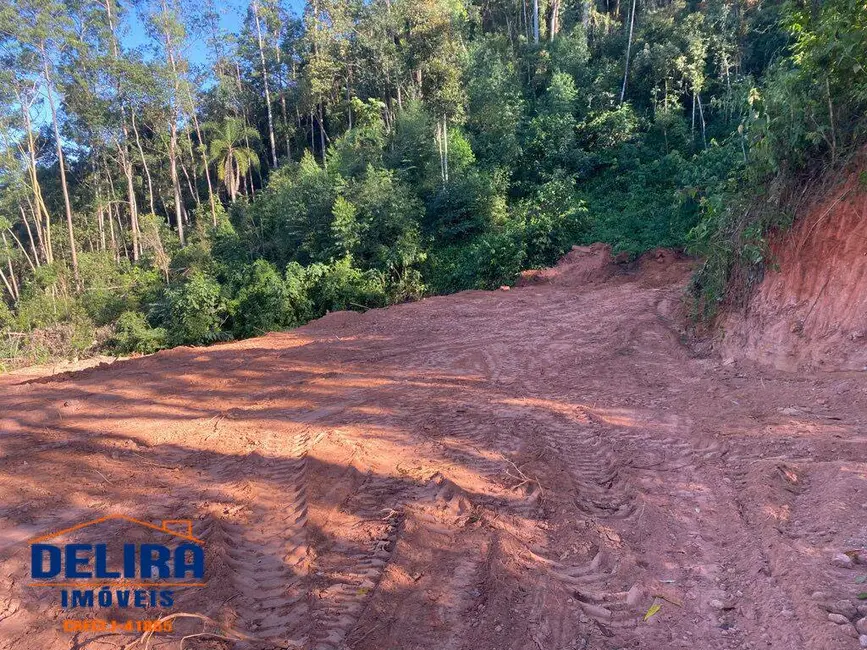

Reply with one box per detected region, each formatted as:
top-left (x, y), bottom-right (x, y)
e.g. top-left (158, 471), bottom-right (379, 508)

top-left (120, 0), bottom-right (306, 67)
top-left (29, 0), bottom-right (306, 127)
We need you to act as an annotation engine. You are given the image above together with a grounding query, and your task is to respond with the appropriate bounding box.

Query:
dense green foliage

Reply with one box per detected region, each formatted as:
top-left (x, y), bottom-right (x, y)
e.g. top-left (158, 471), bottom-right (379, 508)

top-left (1, 0), bottom-right (865, 368)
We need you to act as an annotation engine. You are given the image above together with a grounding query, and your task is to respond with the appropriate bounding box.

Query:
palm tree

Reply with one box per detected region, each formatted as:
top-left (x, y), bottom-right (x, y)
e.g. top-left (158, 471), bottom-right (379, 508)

top-left (204, 118), bottom-right (261, 202)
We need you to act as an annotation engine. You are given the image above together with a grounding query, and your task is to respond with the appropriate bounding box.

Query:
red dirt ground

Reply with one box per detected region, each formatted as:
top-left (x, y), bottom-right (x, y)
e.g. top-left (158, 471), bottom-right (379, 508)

top-left (2, 246), bottom-right (867, 650)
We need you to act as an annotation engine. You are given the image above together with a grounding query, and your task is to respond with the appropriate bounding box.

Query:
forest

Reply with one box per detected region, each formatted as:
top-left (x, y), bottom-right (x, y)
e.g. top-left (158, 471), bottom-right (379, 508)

top-left (0, 0), bottom-right (865, 367)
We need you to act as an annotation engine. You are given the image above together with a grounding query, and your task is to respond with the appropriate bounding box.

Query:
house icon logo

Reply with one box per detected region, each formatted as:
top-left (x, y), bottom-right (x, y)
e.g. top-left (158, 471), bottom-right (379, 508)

top-left (28, 514), bottom-right (206, 610)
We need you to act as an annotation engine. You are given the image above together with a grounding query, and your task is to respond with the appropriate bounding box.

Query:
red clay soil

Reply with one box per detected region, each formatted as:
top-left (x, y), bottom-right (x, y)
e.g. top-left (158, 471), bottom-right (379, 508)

top-left (2, 248), bottom-right (867, 650)
top-left (720, 160), bottom-right (867, 371)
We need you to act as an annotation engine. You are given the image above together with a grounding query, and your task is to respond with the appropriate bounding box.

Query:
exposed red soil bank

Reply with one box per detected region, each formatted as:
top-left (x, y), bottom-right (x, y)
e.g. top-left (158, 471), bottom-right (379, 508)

top-left (720, 162), bottom-right (867, 371)
top-left (2, 248), bottom-right (867, 650)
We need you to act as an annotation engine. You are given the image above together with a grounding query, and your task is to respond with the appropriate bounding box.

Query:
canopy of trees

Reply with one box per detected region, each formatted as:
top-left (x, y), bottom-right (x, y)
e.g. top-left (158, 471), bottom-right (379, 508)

top-left (1, 0), bottom-right (865, 366)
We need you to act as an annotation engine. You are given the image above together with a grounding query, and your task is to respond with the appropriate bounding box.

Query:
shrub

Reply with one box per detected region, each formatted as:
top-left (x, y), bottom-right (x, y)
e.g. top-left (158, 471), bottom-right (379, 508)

top-left (14, 290), bottom-right (86, 331)
top-left (254, 152), bottom-right (339, 266)
top-left (229, 260), bottom-right (293, 338)
top-left (0, 319), bottom-right (96, 370)
top-left (518, 174), bottom-right (589, 267)
top-left (303, 257), bottom-right (387, 314)
top-left (466, 38), bottom-right (525, 168)
top-left (342, 167), bottom-right (426, 274)
top-left (0, 301), bottom-right (11, 329)
top-left (423, 167), bottom-right (499, 242)
top-left (77, 252), bottom-right (128, 324)
top-left (156, 272), bottom-right (227, 346)
top-left (283, 262), bottom-right (315, 324)
top-left (76, 253), bottom-right (162, 326)
top-left (111, 311), bottom-right (167, 355)
top-left (169, 242), bottom-right (216, 278)
top-left (329, 113), bottom-right (386, 180)
top-left (425, 224), bottom-right (526, 294)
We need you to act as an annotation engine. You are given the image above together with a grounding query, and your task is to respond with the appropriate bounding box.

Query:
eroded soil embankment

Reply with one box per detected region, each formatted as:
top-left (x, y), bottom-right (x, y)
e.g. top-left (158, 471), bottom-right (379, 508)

top-left (2, 248), bottom-right (867, 650)
top-left (720, 161), bottom-right (867, 371)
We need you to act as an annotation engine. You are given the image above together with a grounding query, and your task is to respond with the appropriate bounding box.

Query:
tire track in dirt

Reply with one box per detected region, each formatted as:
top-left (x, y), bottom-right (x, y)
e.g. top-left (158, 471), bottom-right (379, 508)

top-left (518, 399), bottom-right (747, 649)
top-left (720, 459), bottom-right (809, 648)
top-left (392, 476), bottom-right (486, 650)
top-left (603, 413), bottom-right (750, 649)
top-left (721, 456), bottom-right (867, 649)
top-left (8, 250), bottom-right (867, 650)
top-left (347, 474), bottom-right (519, 650)
top-left (197, 431), bottom-right (312, 644)
top-left (417, 400), bottom-right (545, 519)
top-left (528, 544), bottom-right (642, 644)
top-left (527, 410), bottom-right (642, 647)
top-left (308, 474), bottom-right (404, 650)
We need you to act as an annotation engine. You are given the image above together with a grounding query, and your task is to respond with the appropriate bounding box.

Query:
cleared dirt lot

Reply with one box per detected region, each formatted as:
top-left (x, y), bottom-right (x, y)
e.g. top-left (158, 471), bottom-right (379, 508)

top-left (2, 251), bottom-right (867, 649)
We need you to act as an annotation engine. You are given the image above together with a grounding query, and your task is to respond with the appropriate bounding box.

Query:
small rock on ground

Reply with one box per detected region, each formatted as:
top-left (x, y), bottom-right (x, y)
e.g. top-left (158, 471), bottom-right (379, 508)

top-left (832, 553), bottom-right (854, 568)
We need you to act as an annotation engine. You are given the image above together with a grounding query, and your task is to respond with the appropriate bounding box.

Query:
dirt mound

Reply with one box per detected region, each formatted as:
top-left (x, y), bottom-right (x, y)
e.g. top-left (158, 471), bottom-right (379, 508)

top-left (516, 243), bottom-right (693, 290)
top-left (310, 309), bottom-right (364, 331)
top-left (633, 247), bottom-right (695, 288)
top-left (517, 243), bottom-right (616, 287)
top-left (719, 162), bottom-right (867, 370)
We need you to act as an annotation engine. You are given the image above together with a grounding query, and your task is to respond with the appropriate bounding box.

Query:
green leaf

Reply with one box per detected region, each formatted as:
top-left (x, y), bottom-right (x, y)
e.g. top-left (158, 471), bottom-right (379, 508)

top-left (644, 602), bottom-right (662, 621)
top-left (857, 593), bottom-right (867, 600)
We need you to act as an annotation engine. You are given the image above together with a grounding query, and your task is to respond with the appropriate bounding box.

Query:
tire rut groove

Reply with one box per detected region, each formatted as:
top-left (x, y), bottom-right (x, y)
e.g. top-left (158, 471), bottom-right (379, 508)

top-left (201, 431), bottom-right (312, 643)
top-left (309, 474), bottom-right (404, 650)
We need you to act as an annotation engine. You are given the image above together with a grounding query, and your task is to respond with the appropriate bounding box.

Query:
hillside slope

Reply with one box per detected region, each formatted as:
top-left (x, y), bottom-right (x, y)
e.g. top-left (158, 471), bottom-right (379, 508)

top-left (720, 161), bottom-right (867, 371)
top-left (2, 250), bottom-right (867, 650)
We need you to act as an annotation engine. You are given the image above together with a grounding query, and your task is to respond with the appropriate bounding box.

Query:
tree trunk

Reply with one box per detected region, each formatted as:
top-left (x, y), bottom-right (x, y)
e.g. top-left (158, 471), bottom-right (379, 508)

top-left (3, 233), bottom-right (19, 301)
top-left (19, 204), bottom-right (41, 266)
top-left (275, 38), bottom-right (292, 160)
top-left (16, 94), bottom-right (51, 263)
top-left (41, 44), bottom-right (78, 283)
top-left (179, 154), bottom-right (198, 210)
top-left (97, 202), bottom-right (106, 252)
top-left (226, 154), bottom-right (238, 203)
top-left (108, 202), bottom-right (118, 261)
top-left (318, 104), bottom-right (327, 167)
top-left (253, 0), bottom-right (279, 167)
top-left (131, 112), bottom-right (156, 215)
top-left (233, 60), bottom-right (259, 192)
top-left (104, 0), bottom-right (140, 260)
top-left (437, 119), bottom-right (447, 183)
top-left (549, 0), bottom-right (561, 40)
top-left (7, 227), bottom-right (36, 273)
top-left (619, 0), bottom-right (636, 104)
top-left (691, 92), bottom-right (696, 141)
top-left (114, 205), bottom-right (130, 261)
top-left (169, 125), bottom-right (186, 245)
top-left (103, 156), bottom-right (121, 253)
top-left (117, 143), bottom-right (140, 261)
top-left (533, 0), bottom-right (540, 43)
top-left (0, 265), bottom-right (15, 301)
top-left (161, 0), bottom-right (187, 245)
top-left (697, 93), bottom-right (707, 149)
top-left (722, 52), bottom-right (732, 123)
top-left (346, 81), bottom-right (352, 129)
top-left (184, 85), bottom-right (218, 226)
top-left (182, 130), bottom-right (202, 208)
top-left (443, 116), bottom-right (449, 183)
